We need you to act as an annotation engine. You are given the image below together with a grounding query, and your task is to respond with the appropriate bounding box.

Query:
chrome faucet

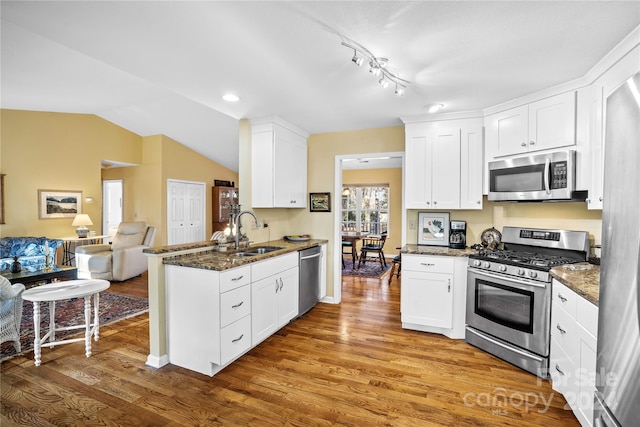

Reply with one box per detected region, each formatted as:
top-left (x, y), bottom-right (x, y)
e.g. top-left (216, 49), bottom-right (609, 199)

top-left (234, 210), bottom-right (260, 249)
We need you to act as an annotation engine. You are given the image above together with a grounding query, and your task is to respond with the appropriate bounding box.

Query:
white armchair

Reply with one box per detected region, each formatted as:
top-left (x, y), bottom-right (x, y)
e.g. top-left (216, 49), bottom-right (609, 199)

top-left (75, 222), bottom-right (156, 281)
top-left (0, 276), bottom-right (26, 353)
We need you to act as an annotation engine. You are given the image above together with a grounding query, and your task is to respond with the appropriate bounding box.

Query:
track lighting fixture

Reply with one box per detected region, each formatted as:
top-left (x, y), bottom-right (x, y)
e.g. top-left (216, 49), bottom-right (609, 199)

top-left (351, 49), bottom-right (364, 66)
top-left (341, 39), bottom-right (410, 96)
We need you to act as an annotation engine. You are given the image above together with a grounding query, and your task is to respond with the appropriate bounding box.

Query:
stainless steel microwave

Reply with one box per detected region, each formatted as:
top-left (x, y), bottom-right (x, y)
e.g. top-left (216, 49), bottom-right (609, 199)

top-left (488, 150), bottom-right (580, 202)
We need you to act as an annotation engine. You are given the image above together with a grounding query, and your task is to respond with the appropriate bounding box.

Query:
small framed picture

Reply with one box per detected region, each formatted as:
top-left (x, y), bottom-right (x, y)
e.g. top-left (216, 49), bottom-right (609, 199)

top-left (309, 192), bottom-right (331, 212)
top-left (38, 189), bottom-right (83, 219)
top-left (418, 212), bottom-right (450, 246)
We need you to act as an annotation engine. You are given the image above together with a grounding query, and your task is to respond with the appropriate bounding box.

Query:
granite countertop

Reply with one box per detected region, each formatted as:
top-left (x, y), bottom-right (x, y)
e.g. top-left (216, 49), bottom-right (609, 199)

top-left (550, 262), bottom-right (600, 306)
top-left (400, 244), bottom-right (477, 257)
top-left (159, 238), bottom-right (327, 271)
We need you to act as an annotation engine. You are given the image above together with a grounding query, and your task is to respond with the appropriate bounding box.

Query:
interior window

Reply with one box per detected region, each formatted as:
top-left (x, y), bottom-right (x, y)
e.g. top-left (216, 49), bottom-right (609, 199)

top-left (341, 185), bottom-right (389, 234)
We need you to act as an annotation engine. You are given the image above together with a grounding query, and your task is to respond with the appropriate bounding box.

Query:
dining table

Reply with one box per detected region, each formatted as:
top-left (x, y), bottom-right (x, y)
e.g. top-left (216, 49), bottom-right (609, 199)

top-left (341, 231), bottom-right (369, 266)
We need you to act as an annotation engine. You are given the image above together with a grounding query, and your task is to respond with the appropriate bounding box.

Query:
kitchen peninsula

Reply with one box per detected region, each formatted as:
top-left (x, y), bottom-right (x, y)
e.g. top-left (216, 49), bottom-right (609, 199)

top-left (143, 238), bottom-right (327, 375)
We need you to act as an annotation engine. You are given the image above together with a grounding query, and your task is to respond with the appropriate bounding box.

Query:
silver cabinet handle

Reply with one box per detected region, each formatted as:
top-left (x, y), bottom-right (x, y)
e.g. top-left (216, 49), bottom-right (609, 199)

top-left (426, 201), bottom-right (430, 205)
top-left (231, 275), bottom-right (244, 281)
top-left (279, 278), bottom-right (284, 292)
top-left (557, 294), bottom-right (567, 303)
top-left (433, 201), bottom-right (438, 205)
top-left (521, 142), bottom-right (527, 147)
top-left (599, 197), bottom-right (603, 201)
top-left (275, 279), bottom-right (280, 292)
top-left (555, 364), bottom-right (565, 376)
top-left (232, 334), bottom-right (244, 343)
top-left (556, 324), bottom-right (566, 334)
top-left (231, 301), bottom-right (244, 309)
top-left (477, 200), bottom-right (481, 204)
top-left (447, 279), bottom-right (451, 293)
top-left (530, 140), bottom-right (536, 145)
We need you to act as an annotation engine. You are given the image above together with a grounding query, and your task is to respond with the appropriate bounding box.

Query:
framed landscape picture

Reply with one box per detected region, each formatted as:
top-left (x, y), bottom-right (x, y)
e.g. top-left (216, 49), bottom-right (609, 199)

top-left (309, 192), bottom-right (331, 212)
top-left (38, 189), bottom-right (82, 219)
top-left (417, 212), bottom-right (450, 246)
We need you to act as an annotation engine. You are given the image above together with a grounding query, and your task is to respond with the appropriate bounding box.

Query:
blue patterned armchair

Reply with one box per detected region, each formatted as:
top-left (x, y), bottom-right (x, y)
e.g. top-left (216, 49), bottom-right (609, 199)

top-left (0, 237), bottom-right (64, 272)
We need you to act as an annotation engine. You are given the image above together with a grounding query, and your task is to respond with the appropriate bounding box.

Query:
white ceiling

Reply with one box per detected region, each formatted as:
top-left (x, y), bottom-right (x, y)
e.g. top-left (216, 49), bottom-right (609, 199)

top-left (2, 1), bottom-right (639, 172)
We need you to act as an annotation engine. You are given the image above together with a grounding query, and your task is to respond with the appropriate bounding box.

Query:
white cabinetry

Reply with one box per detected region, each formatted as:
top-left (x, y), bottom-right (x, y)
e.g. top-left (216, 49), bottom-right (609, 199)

top-left (166, 264), bottom-right (252, 376)
top-left (404, 120), bottom-right (483, 210)
top-left (584, 44), bottom-right (640, 210)
top-left (400, 254), bottom-right (467, 339)
top-left (486, 91), bottom-right (576, 158)
top-left (251, 117), bottom-right (309, 208)
top-left (251, 252), bottom-right (299, 345)
top-left (550, 279), bottom-right (598, 427)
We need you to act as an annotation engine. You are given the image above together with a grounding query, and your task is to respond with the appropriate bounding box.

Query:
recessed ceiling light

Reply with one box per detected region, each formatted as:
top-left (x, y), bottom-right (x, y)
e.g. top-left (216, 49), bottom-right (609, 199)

top-left (222, 93), bottom-right (240, 102)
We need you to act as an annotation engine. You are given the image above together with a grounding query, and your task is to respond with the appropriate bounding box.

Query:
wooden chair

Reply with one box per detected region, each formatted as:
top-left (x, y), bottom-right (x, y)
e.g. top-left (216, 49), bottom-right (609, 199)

top-left (357, 234), bottom-right (388, 270)
top-left (389, 252), bottom-right (402, 282)
top-left (341, 241), bottom-right (354, 268)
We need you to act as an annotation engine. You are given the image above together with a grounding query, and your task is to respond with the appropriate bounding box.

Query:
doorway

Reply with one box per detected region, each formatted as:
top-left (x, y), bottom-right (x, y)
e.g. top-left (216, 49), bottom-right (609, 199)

top-left (102, 179), bottom-right (123, 243)
top-left (333, 152), bottom-right (405, 304)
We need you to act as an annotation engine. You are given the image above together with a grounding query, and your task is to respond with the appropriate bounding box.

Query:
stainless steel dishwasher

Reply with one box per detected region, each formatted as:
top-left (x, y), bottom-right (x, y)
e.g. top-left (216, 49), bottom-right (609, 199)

top-left (298, 245), bottom-right (322, 317)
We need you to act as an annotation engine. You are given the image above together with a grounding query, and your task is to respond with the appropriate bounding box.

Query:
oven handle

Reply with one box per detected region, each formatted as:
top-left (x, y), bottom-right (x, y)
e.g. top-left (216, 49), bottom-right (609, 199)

top-left (468, 267), bottom-right (548, 289)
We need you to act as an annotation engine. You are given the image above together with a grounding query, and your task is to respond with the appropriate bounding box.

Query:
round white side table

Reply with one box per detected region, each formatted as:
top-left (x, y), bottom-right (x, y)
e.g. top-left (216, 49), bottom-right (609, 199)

top-left (22, 279), bottom-right (110, 366)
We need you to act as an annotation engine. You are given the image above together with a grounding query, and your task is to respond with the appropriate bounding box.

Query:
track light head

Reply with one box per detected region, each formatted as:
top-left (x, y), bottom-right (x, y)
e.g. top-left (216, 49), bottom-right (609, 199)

top-left (379, 77), bottom-right (389, 88)
top-left (351, 49), bottom-right (364, 66)
top-left (395, 84), bottom-right (405, 96)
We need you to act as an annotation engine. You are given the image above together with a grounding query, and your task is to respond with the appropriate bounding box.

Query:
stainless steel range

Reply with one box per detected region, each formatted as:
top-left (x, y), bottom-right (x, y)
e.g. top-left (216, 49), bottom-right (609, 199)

top-left (465, 226), bottom-right (590, 378)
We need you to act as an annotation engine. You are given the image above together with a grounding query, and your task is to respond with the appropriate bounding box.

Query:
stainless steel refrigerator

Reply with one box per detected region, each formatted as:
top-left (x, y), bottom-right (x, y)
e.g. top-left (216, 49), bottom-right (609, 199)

top-left (594, 71), bottom-right (640, 427)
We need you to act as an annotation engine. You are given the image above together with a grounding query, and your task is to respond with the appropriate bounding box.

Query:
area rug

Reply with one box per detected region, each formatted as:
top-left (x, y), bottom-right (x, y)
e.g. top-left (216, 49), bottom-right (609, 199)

top-left (0, 291), bottom-right (148, 362)
top-left (342, 257), bottom-right (392, 278)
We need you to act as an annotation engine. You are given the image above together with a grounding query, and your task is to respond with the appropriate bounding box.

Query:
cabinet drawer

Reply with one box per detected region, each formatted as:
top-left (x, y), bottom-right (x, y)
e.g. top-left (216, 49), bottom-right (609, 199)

top-left (252, 252), bottom-right (298, 282)
top-left (220, 266), bottom-right (251, 293)
top-left (552, 280), bottom-right (577, 319)
top-left (220, 285), bottom-right (251, 328)
top-left (220, 315), bottom-right (251, 365)
top-left (403, 255), bottom-right (454, 274)
top-left (551, 302), bottom-right (579, 358)
top-left (550, 337), bottom-right (577, 397)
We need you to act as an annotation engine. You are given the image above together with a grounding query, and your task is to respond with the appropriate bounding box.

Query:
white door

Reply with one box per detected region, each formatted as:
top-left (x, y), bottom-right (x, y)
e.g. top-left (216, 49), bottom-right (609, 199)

top-left (167, 180), bottom-right (206, 245)
top-left (102, 180), bottom-right (123, 242)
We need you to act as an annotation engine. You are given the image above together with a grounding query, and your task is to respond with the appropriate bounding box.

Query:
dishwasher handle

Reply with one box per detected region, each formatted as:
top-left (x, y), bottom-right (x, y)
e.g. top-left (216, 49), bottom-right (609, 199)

top-left (300, 252), bottom-right (322, 261)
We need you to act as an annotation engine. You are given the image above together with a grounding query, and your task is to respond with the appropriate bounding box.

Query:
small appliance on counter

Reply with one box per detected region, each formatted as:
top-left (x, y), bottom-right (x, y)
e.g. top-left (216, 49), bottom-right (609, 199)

top-left (449, 220), bottom-right (466, 249)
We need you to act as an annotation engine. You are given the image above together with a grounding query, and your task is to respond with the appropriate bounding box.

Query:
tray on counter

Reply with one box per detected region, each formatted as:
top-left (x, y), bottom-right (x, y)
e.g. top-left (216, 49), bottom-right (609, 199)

top-left (285, 235), bottom-right (311, 242)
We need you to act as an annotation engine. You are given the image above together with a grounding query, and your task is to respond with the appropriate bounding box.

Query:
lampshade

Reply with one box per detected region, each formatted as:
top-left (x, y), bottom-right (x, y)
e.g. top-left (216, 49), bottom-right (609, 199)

top-left (72, 214), bottom-right (93, 238)
top-left (72, 214), bottom-right (93, 227)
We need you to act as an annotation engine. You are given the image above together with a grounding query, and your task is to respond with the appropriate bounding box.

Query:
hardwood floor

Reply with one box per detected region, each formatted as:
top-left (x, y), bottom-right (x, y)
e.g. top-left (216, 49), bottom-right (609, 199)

top-left (1, 272), bottom-right (580, 426)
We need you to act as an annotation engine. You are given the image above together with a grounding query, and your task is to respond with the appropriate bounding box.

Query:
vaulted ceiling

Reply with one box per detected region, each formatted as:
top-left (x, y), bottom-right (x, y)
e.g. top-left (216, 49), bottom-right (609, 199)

top-left (2, 1), bottom-right (639, 172)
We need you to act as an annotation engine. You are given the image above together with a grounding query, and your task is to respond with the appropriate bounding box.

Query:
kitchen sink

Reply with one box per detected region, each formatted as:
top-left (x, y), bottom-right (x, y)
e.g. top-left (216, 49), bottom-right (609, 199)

top-left (232, 252), bottom-right (259, 257)
top-left (246, 246), bottom-right (284, 254)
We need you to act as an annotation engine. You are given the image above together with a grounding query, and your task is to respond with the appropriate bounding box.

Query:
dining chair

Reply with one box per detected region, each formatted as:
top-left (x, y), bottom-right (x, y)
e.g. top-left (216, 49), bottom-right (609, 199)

top-left (342, 240), bottom-right (354, 268)
top-left (357, 233), bottom-right (388, 270)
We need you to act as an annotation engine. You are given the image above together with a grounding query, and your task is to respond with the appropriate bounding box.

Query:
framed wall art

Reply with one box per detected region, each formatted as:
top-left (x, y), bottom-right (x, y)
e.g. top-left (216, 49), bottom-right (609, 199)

top-left (417, 212), bottom-right (450, 246)
top-left (309, 192), bottom-right (331, 212)
top-left (38, 189), bottom-right (83, 219)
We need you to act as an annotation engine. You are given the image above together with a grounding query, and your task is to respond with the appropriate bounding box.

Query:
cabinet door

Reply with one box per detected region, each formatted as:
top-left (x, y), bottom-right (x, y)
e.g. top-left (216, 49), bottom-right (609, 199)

top-left (273, 127), bottom-right (307, 208)
top-left (277, 267), bottom-right (299, 328)
top-left (431, 129), bottom-right (461, 210)
top-left (528, 91), bottom-right (576, 152)
top-left (251, 274), bottom-right (279, 345)
top-left (489, 105), bottom-right (529, 157)
top-left (251, 130), bottom-right (275, 208)
top-left (404, 134), bottom-right (432, 209)
top-left (460, 127), bottom-right (484, 209)
top-left (401, 270), bottom-right (453, 329)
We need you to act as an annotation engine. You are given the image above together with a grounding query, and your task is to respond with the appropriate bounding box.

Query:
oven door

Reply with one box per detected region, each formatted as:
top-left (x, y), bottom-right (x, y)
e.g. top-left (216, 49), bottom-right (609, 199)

top-left (466, 267), bottom-right (551, 356)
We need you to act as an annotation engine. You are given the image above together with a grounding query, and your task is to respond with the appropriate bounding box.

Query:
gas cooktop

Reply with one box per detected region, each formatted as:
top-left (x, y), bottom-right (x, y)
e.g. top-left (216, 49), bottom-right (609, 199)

top-left (469, 249), bottom-right (579, 271)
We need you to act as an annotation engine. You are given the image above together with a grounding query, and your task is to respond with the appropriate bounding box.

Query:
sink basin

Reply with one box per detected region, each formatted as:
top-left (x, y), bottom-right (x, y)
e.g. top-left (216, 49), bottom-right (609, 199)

top-left (246, 246), bottom-right (284, 254)
top-left (232, 252), bottom-right (259, 257)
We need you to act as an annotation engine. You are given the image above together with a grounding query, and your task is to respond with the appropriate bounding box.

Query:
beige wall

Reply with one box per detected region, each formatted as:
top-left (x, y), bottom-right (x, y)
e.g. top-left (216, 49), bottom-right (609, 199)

top-left (0, 109), bottom-right (142, 240)
top-left (342, 167), bottom-right (403, 256)
top-left (1, 109), bottom-right (238, 249)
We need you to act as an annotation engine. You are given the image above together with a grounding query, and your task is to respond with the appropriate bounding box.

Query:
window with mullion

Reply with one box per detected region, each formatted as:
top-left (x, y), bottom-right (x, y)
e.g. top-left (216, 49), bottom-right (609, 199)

top-left (341, 186), bottom-right (389, 234)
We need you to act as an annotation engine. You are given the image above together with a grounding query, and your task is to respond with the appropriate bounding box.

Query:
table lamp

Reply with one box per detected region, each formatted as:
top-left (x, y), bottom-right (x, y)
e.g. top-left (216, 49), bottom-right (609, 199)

top-left (72, 214), bottom-right (93, 238)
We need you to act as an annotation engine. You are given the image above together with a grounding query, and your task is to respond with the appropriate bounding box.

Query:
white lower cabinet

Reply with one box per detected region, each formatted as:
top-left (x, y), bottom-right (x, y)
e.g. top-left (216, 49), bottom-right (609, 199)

top-left (165, 251), bottom-right (300, 377)
top-left (550, 279), bottom-right (598, 427)
top-left (400, 254), bottom-right (467, 339)
top-left (251, 252), bottom-right (299, 345)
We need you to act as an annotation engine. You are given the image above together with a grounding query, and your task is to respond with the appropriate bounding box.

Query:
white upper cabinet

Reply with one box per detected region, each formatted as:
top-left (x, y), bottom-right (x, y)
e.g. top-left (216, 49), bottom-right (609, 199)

top-left (404, 119), bottom-right (483, 210)
top-left (486, 91), bottom-right (576, 158)
top-left (251, 117), bottom-right (309, 208)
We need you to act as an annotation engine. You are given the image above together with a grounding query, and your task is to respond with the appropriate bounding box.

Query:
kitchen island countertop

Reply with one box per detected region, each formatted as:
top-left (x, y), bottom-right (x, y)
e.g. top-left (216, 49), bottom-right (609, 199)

top-left (550, 262), bottom-right (600, 306)
top-left (155, 238), bottom-right (327, 271)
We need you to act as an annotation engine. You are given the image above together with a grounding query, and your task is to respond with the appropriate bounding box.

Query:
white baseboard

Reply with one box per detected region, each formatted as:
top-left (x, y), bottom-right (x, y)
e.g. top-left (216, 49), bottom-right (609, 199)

top-left (146, 353), bottom-right (170, 369)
